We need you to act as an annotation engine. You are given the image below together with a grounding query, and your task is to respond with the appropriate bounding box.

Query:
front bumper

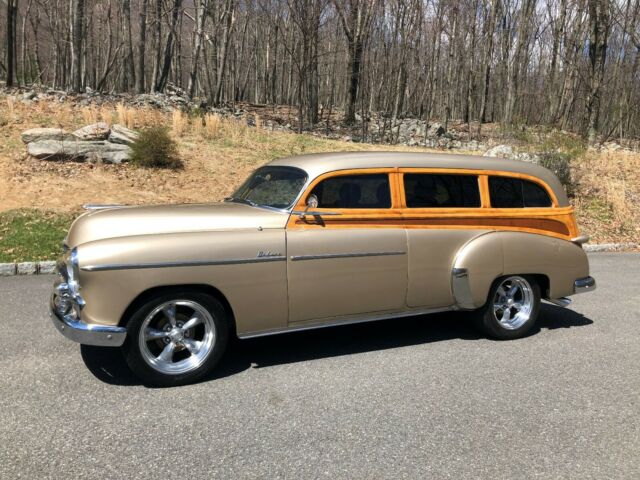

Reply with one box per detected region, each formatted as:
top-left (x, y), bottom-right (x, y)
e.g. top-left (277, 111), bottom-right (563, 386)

top-left (574, 276), bottom-right (596, 294)
top-left (49, 295), bottom-right (127, 346)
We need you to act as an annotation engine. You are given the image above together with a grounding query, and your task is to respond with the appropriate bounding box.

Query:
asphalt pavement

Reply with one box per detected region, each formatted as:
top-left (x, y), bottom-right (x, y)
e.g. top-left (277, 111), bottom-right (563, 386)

top-left (0, 253), bottom-right (638, 479)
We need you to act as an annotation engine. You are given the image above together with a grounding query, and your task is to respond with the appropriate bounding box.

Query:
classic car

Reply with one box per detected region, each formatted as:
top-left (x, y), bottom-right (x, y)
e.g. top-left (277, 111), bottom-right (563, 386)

top-left (51, 152), bottom-right (596, 386)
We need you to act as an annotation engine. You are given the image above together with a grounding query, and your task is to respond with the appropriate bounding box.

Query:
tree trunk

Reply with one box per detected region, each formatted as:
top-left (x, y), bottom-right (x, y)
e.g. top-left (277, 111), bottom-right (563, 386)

top-left (156, 0), bottom-right (183, 92)
top-left (5, 0), bottom-right (18, 87)
top-left (135, 0), bottom-right (148, 93)
top-left (585, 0), bottom-right (610, 144)
top-left (70, 0), bottom-right (85, 92)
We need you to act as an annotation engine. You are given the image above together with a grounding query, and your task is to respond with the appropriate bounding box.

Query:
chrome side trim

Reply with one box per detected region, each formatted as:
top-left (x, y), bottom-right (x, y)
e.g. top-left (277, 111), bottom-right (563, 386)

top-left (571, 235), bottom-right (590, 245)
top-left (238, 306), bottom-right (453, 339)
top-left (574, 276), bottom-right (596, 294)
top-left (82, 256), bottom-right (287, 272)
top-left (545, 297), bottom-right (572, 308)
top-left (451, 267), bottom-right (476, 310)
top-left (82, 203), bottom-right (126, 210)
top-left (290, 251), bottom-right (406, 261)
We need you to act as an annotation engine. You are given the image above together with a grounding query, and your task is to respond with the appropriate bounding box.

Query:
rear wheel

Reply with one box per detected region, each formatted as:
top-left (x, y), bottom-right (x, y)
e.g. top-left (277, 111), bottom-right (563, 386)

top-left (122, 291), bottom-right (228, 387)
top-left (473, 275), bottom-right (540, 340)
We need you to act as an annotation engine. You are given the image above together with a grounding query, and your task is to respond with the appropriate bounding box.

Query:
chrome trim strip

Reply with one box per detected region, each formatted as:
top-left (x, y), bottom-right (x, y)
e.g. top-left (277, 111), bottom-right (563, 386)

top-left (238, 306), bottom-right (453, 339)
top-left (451, 267), bottom-right (476, 310)
top-left (82, 203), bottom-right (126, 210)
top-left (571, 235), bottom-right (590, 245)
top-left (545, 297), bottom-right (572, 308)
top-left (574, 276), bottom-right (596, 294)
top-left (82, 256), bottom-right (287, 272)
top-left (290, 251), bottom-right (406, 261)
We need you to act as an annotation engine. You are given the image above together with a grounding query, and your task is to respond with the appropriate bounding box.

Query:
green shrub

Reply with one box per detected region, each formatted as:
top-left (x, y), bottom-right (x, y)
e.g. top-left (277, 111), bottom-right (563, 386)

top-left (538, 152), bottom-right (575, 196)
top-left (130, 126), bottom-right (182, 169)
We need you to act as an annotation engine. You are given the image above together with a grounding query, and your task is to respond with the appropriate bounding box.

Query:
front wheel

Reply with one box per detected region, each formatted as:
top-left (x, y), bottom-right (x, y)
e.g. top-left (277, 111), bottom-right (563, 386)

top-left (473, 275), bottom-right (541, 340)
top-left (122, 291), bottom-right (229, 387)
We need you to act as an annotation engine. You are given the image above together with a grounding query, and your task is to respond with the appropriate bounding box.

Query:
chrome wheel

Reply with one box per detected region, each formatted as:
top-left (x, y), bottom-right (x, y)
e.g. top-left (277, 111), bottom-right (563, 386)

top-left (492, 276), bottom-right (534, 330)
top-left (138, 300), bottom-right (217, 375)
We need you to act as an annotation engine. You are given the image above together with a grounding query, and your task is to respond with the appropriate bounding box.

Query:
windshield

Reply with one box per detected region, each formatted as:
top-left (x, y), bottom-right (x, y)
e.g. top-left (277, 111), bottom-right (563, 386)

top-left (227, 166), bottom-right (307, 210)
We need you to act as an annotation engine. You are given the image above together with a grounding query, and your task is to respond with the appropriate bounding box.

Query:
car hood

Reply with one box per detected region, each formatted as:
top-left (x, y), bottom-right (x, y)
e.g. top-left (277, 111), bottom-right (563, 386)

top-left (66, 203), bottom-right (289, 248)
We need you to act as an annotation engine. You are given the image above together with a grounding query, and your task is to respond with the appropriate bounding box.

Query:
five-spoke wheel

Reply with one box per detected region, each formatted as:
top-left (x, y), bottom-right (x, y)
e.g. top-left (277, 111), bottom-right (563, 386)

top-left (122, 291), bottom-right (228, 386)
top-left (474, 275), bottom-right (541, 339)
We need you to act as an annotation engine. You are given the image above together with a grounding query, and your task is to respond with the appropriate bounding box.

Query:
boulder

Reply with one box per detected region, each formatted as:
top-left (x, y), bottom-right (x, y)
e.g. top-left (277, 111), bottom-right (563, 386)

top-left (108, 124), bottom-right (139, 145)
top-left (72, 122), bottom-right (110, 140)
top-left (484, 145), bottom-right (514, 158)
top-left (27, 140), bottom-right (131, 164)
top-left (21, 128), bottom-right (72, 144)
top-left (427, 122), bottom-right (446, 137)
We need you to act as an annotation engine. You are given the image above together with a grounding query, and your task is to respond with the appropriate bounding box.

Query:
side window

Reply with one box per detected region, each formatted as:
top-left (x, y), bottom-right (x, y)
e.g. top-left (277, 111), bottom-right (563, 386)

top-left (489, 176), bottom-right (552, 208)
top-left (403, 174), bottom-right (480, 208)
top-left (310, 174), bottom-right (391, 209)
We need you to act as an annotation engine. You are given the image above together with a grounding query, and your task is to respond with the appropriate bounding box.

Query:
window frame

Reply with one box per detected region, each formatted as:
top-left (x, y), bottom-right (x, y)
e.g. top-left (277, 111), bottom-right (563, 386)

top-left (397, 168), bottom-right (559, 211)
top-left (296, 168), bottom-right (400, 214)
top-left (401, 172), bottom-right (483, 209)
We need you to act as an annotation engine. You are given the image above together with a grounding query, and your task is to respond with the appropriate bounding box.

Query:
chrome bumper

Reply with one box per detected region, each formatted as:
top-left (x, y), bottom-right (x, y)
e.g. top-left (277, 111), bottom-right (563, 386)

top-left (574, 276), bottom-right (596, 294)
top-left (49, 295), bottom-right (127, 347)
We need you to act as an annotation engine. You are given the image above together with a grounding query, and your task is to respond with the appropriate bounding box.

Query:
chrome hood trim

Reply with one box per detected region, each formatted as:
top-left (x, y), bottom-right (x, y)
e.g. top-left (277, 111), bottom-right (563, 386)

top-left (67, 202), bottom-right (289, 248)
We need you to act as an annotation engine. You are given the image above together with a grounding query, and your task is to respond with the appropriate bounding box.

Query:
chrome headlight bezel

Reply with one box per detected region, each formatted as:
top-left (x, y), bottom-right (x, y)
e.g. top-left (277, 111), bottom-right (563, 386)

top-left (53, 247), bottom-right (84, 319)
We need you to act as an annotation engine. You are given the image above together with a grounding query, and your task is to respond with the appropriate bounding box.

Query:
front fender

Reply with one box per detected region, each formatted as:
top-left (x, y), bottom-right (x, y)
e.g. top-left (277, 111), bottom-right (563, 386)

top-left (74, 229), bottom-right (288, 334)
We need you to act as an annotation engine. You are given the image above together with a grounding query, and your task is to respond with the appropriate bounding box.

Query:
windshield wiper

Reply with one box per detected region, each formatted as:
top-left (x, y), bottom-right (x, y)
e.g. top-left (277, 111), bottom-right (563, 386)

top-left (224, 196), bottom-right (258, 207)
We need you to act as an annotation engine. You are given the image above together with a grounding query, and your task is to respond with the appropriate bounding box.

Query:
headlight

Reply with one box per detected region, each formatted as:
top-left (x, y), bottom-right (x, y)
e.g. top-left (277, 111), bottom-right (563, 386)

top-left (53, 247), bottom-right (84, 319)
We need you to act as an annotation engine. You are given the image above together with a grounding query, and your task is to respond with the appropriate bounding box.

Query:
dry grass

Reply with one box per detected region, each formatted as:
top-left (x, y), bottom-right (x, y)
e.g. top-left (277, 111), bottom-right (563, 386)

top-left (171, 109), bottom-right (188, 137)
top-left (0, 96), bottom-right (638, 245)
top-left (572, 150), bottom-right (640, 243)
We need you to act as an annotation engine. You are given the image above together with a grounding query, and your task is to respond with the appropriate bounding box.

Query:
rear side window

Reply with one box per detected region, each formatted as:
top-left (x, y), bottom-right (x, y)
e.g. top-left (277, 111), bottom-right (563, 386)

top-left (489, 176), bottom-right (552, 208)
top-left (310, 174), bottom-right (391, 209)
top-left (403, 174), bottom-right (481, 208)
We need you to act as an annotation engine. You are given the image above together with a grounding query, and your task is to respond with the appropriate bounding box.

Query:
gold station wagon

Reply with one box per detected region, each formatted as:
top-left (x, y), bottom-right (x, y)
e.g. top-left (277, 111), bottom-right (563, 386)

top-left (51, 152), bottom-right (596, 386)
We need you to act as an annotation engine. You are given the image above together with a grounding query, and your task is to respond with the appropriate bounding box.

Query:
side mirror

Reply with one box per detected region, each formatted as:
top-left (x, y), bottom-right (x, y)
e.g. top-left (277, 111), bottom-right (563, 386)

top-left (306, 194), bottom-right (319, 210)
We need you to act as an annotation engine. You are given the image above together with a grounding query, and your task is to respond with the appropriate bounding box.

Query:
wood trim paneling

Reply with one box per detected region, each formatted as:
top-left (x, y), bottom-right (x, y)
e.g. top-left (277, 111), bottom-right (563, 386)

top-left (288, 167), bottom-right (577, 240)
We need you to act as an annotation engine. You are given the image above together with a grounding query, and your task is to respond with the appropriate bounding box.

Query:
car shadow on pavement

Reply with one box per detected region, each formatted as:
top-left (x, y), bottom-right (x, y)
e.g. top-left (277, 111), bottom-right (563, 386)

top-left (80, 304), bottom-right (593, 387)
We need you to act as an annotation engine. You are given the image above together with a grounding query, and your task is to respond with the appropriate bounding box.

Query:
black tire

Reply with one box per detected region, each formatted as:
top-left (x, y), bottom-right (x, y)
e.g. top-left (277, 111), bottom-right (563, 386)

top-left (121, 291), bottom-right (229, 387)
top-left (473, 275), bottom-right (541, 340)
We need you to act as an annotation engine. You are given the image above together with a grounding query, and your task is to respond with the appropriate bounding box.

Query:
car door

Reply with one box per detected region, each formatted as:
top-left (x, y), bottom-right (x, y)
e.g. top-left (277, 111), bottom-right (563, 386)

top-left (286, 170), bottom-right (408, 324)
top-left (399, 170), bottom-right (487, 308)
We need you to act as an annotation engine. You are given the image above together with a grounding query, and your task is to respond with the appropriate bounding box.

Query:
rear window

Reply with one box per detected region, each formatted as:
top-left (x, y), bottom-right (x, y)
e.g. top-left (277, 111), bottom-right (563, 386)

top-left (403, 174), bottom-right (481, 208)
top-left (310, 174), bottom-right (391, 209)
top-left (489, 176), bottom-right (552, 208)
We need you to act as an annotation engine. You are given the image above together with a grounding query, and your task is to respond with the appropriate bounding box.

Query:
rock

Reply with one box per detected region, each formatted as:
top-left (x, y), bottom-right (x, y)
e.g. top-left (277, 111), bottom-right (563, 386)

top-left (484, 145), bottom-right (514, 158)
top-left (0, 263), bottom-right (16, 276)
top-left (427, 122), bottom-right (446, 137)
top-left (72, 122), bottom-right (110, 140)
top-left (23, 91), bottom-right (37, 100)
top-left (27, 140), bottom-right (131, 164)
top-left (38, 261), bottom-right (58, 274)
top-left (108, 124), bottom-right (139, 145)
top-left (514, 152), bottom-right (540, 164)
top-left (21, 128), bottom-right (72, 144)
top-left (17, 262), bottom-right (37, 275)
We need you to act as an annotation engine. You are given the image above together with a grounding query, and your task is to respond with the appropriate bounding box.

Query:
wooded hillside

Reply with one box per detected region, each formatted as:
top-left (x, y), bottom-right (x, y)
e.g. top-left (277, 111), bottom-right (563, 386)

top-left (1, 0), bottom-right (639, 142)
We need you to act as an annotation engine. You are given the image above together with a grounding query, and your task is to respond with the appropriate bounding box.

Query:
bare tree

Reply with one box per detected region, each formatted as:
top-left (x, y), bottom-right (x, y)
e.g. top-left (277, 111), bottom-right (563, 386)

top-left (70, 0), bottom-right (84, 92)
top-left (333, 0), bottom-right (378, 123)
top-left (586, 0), bottom-right (611, 143)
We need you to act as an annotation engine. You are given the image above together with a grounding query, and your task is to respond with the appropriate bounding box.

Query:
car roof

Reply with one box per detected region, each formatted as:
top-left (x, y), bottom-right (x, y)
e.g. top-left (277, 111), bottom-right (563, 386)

top-left (267, 151), bottom-right (569, 207)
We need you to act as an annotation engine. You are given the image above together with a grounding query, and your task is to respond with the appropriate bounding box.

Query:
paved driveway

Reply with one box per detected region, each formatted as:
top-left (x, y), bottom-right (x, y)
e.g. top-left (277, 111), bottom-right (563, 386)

top-left (0, 253), bottom-right (638, 479)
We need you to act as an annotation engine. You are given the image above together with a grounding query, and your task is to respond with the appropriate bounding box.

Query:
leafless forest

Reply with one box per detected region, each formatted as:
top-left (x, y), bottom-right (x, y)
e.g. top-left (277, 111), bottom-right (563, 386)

top-left (1, 0), bottom-right (639, 142)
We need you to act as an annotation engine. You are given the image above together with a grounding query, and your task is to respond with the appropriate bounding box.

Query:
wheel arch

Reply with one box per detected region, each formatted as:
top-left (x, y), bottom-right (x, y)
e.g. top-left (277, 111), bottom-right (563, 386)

top-left (452, 230), bottom-right (571, 309)
top-left (118, 284), bottom-right (237, 334)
